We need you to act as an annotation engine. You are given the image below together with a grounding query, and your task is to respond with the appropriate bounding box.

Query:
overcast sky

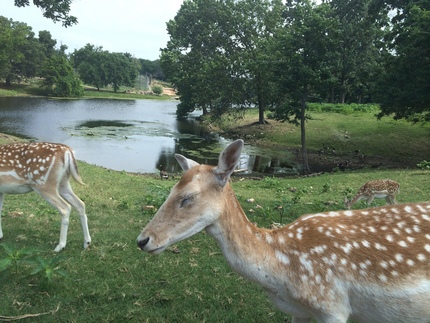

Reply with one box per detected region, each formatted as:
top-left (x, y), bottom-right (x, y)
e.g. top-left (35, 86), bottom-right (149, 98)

top-left (2, 0), bottom-right (185, 60)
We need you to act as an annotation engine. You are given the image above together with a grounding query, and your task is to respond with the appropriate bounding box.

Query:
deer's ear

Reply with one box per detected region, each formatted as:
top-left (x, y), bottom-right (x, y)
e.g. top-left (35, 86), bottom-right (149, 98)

top-left (174, 154), bottom-right (200, 171)
top-left (214, 139), bottom-right (244, 187)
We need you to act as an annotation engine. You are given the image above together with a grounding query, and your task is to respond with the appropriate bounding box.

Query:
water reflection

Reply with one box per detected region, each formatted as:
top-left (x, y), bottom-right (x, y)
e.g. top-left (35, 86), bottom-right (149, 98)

top-left (0, 97), bottom-right (297, 174)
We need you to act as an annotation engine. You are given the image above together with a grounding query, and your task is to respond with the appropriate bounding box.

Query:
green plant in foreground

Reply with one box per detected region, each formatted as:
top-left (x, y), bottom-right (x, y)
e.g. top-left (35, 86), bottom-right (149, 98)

top-left (31, 256), bottom-right (68, 283)
top-left (417, 160), bottom-right (430, 170)
top-left (0, 243), bottom-right (35, 275)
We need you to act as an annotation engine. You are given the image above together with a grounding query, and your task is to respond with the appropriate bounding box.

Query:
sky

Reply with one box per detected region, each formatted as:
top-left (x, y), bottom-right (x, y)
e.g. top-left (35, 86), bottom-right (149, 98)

top-left (2, 0), bottom-right (185, 61)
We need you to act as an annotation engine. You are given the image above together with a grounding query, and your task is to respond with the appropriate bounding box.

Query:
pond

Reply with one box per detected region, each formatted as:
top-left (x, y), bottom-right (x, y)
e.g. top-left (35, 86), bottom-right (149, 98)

top-left (0, 97), bottom-right (297, 175)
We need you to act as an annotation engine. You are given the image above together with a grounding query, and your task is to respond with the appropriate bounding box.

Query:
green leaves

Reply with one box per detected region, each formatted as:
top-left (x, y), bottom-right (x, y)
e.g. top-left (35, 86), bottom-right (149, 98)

top-left (31, 256), bottom-right (68, 283)
top-left (0, 243), bottom-right (36, 274)
top-left (70, 45), bottom-right (138, 92)
top-left (0, 243), bottom-right (67, 282)
top-left (14, 0), bottom-right (78, 27)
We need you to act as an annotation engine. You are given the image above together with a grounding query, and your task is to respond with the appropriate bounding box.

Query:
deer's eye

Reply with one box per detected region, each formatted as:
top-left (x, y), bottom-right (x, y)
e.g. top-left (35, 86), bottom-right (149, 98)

top-left (180, 195), bottom-right (195, 208)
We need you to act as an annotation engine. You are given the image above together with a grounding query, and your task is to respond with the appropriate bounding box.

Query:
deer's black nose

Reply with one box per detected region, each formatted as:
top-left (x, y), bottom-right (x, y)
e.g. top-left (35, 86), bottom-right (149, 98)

top-left (137, 237), bottom-right (149, 250)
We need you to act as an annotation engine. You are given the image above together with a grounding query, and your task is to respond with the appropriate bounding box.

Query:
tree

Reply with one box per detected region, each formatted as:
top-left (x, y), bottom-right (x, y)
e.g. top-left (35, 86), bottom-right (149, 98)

top-left (161, 0), bottom-right (283, 121)
top-left (71, 45), bottom-right (138, 92)
top-left (376, 0), bottom-right (430, 121)
top-left (139, 59), bottom-right (164, 80)
top-left (322, 0), bottom-right (386, 104)
top-left (229, 0), bottom-right (284, 124)
top-left (13, 0), bottom-right (77, 27)
top-left (71, 44), bottom-right (108, 90)
top-left (106, 52), bottom-right (138, 92)
top-left (0, 17), bottom-right (45, 85)
top-left (41, 54), bottom-right (83, 97)
top-left (272, 0), bottom-right (335, 173)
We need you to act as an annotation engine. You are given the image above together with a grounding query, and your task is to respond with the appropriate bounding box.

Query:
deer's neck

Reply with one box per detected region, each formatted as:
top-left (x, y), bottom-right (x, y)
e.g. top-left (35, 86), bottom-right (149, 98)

top-left (205, 185), bottom-right (294, 290)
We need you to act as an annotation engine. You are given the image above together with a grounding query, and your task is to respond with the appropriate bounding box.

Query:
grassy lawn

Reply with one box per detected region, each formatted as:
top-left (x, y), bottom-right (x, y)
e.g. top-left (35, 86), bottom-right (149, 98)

top-left (0, 160), bottom-right (428, 322)
top-left (0, 82), bottom-right (173, 101)
top-left (207, 108), bottom-right (430, 172)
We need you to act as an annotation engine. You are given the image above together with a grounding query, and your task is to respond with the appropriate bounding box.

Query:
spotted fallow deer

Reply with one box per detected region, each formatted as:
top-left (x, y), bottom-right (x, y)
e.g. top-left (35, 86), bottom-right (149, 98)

top-left (0, 142), bottom-right (91, 252)
top-left (137, 139), bottom-right (430, 322)
top-left (345, 179), bottom-right (400, 209)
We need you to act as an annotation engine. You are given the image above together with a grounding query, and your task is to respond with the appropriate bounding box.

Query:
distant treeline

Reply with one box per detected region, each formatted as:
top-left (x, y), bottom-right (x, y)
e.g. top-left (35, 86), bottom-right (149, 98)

top-left (0, 15), bottom-right (164, 96)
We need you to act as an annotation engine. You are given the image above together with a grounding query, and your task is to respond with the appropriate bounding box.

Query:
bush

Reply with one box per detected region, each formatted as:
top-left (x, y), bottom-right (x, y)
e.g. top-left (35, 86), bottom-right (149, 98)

top-left (152, 85), bottom-right (163, 95)
top-left (307, 103), bottom-right (379, 114)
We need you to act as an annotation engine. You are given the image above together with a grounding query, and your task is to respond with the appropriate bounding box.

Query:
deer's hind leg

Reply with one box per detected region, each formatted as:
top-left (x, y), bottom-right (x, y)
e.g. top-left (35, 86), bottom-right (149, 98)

top-left (59, 178), bottom-right (91, 249)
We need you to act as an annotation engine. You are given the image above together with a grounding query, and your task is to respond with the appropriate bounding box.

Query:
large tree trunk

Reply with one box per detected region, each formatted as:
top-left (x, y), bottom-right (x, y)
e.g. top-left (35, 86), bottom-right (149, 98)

top-left (5, 75), bottom-right (12, 86)
top-left (256, 73), bottom-right (265, 124)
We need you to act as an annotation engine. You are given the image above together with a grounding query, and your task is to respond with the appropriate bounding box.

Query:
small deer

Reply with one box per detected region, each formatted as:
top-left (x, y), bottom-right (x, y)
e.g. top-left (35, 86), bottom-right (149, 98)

top-left (137, 139), bottom-right (430, 322)
top-left (345, 179), bottom-right (400, 209)
top-left (0, 142), bottom-right (91, 252)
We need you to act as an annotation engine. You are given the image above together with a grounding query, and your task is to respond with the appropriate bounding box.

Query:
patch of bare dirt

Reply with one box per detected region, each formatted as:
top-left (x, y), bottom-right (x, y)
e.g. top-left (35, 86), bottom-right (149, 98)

top-left (163, 87), bottom-right (177, 96)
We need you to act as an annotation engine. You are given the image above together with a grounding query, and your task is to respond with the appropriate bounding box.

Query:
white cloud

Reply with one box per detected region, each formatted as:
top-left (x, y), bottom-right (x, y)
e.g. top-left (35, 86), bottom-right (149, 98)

top-left (2, 0), bottom-right (184, 60)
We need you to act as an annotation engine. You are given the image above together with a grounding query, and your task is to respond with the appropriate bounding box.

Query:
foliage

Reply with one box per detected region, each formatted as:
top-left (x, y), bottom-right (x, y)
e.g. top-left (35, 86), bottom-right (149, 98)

top-left (152, 85), bottom-right (163, 95)
top-left (0, 16), bottom-right (46, 85)
top-left (71, 44), bottom-right (139, 92)
top-left (376, 0), bottom-right (430, 121)
top-left (13, 0), bottom-right (77, 27)
top-left (307, 103), bottom-right (379, 113)
top-left (0, 243), bottom-right (67, 283)
top-left (138, 58), bottom-right (164, 80)
top-left (161, 0), bottom-right (284, 121)
top-left (31, 256), bottom-right (68, 282)
top-left (417, 160), bottom-right (430, 170)
top-left (41, 54), bottom-right (84, 97)
top-left (0, 243), bottom-right (35, 274)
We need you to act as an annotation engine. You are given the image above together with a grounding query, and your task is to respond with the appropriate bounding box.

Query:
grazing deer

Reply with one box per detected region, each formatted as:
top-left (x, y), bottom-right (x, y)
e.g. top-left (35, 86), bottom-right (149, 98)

top-left (137, 139), bottom-right (430, 322)
top-left (345, 179), bottom-right (400, 209)
top-left (0, 142), bottom-right (91, 252)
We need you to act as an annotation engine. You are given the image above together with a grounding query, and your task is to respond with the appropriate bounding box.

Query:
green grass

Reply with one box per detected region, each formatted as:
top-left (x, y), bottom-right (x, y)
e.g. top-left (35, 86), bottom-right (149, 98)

top-left (0, 159), bottom-right (428, 321)
top-left (0, 81), bottom-right (173, 101)
top-left (211, 107), bottom-right (430, 168)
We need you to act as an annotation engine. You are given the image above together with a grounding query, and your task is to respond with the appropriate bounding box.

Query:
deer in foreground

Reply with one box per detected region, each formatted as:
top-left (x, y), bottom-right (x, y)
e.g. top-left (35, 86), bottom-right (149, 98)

top-left (0, 142), bottom-right (91, 252)
top-left (137, 139), bottom-right (430, 322)
top-left (345, 179), bottom-right (400, 209)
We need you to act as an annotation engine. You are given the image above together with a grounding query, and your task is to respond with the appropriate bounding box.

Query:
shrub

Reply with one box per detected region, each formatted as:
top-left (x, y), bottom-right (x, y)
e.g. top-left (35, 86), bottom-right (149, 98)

top-left (152, 85), bottom-right (163, 95)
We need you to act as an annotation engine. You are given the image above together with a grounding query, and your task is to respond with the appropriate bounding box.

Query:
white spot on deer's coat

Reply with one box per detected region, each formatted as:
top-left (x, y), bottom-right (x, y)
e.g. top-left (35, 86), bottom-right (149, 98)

top-left (424, 244), bottom-right (430, 253)
top-left (299, 254), bottom-right (314, 275)
top-left (341, 243), bottom-right (352, 254)
top-left (379, 274), bottom-right (388, 282)
top-left (398, 241), bottom-right (408, 247)
top-left (395, 254), bottom-right (404, 262)
top-left (375, 243), bottom-right (387, 251)
top-left (362, 240), bottom-right (370, 248)
top-left (275, 250), bottom-right (290, 265)
top-left (417, 254), bottom-right (426, 261)
top-left (422, 214), bottom-right (430, 221)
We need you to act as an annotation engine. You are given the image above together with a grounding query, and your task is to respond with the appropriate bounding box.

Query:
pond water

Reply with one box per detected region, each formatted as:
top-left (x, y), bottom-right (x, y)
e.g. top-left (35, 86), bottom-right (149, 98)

top-left (0, 97), bottom-right (297, 174)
